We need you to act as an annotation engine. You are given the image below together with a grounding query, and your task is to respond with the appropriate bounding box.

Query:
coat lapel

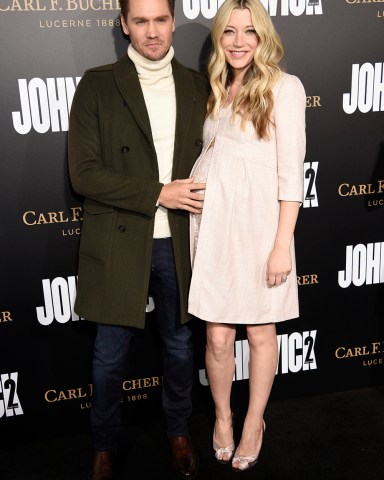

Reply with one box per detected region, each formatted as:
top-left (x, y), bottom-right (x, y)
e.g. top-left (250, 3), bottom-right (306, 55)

top-left (113, 55), bottom-right (154, 145)
top-left (113, 55), bottom-right (197, 176)
top-left (172, 59), bottom-right (195, 176)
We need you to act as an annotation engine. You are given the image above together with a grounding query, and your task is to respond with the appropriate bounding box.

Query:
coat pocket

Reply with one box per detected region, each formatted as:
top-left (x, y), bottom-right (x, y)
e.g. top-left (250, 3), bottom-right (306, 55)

top-left (79, 201), bottom-right (114, 264)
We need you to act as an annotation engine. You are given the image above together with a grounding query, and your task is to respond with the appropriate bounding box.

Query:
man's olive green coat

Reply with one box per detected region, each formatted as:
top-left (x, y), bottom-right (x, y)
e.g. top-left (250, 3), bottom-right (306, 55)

top-left (68, 55), bottom-right (208, 328)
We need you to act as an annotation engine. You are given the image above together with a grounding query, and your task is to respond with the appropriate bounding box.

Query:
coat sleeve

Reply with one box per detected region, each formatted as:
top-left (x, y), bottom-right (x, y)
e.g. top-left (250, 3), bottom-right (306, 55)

top-left (274, 74), bottom-right (306, 202)
top-left (68, 72), bottom-right (162, 217)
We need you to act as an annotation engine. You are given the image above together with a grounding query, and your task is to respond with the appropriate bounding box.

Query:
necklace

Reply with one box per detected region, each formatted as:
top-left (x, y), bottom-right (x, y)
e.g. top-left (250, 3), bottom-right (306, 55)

top-left (225, 82), bottom-right (243, 106)
top-left (222, 85), bottom-right (232, 108)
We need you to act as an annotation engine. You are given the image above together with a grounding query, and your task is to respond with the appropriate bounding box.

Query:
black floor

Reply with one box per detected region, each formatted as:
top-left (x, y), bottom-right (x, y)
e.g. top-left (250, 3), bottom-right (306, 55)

top-left (1, 386), bottom-right (383, 480)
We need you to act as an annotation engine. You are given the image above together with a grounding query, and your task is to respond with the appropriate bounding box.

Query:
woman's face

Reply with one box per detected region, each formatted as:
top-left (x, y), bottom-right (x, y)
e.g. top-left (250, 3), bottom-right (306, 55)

top-left (220, 8), bottom-right (258, 80)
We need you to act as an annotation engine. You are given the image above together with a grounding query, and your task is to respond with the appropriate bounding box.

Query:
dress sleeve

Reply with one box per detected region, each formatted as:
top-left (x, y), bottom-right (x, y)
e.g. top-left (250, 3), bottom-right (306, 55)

top-left (274, 74), bottom-right (306, 202)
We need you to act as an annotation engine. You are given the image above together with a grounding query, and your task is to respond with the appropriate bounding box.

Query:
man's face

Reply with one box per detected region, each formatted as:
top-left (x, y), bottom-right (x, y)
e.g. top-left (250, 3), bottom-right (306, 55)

top-left (121, 0), bottom-right (175, 61)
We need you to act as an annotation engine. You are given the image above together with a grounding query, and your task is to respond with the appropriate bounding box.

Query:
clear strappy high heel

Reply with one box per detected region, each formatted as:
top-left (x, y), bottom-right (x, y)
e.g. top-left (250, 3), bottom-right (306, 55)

top-left (231, 420), bottom-right (266, 472)
top-left (213, 416), bottom-right (235, 464)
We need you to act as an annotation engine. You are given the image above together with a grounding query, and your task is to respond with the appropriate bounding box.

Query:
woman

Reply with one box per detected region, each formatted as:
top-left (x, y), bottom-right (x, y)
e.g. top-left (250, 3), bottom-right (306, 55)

top-left (188, 0), bottom-right (306, 472)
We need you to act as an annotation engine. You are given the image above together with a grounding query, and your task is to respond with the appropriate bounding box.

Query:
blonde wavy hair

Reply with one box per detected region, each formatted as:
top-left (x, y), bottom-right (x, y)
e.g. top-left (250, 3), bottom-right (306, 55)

top-left (207, 0), bottom-right (284, 139)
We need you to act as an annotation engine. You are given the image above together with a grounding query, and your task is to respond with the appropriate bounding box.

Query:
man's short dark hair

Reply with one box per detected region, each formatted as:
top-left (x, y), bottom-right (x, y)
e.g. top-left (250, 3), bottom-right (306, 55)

top-left (120, 0), bottom-right (176, 19)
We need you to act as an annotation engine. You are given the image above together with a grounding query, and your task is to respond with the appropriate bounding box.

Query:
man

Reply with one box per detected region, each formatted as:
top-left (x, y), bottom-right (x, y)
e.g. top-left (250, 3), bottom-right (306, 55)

top-left (68, 0), bottom-right (208, 478)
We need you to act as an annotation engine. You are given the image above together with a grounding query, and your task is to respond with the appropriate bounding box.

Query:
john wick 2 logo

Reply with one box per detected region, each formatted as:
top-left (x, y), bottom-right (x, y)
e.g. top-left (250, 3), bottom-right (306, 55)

top-left (12, 77), bottom-right (81, 134)
top-left (183, 0), bottom-right (322, 19)
top-left (343, 63), bottom-right (384, 114)
top-left (199, 330), bottom-right (317, 385)
top-left (36, 276), bottom-right (155, 325)
top-left (338, 241), bottom-right (384, 288)
top-left (303, 161), bottom-right (319, 208)
top-left (0, 373), bottom-right (23, 419)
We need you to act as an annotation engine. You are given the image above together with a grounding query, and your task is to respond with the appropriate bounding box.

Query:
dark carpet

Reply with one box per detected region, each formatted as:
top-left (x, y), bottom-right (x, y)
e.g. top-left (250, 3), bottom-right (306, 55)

top-left (1, 386), bottom-right (383, 480)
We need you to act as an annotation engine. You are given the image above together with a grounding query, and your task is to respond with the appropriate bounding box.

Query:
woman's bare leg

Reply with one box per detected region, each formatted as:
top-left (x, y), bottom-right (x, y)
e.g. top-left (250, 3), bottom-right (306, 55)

top-left (205, 322), bottom-right (237, 461)
top-left (232, 323), bottom-right (278, 469)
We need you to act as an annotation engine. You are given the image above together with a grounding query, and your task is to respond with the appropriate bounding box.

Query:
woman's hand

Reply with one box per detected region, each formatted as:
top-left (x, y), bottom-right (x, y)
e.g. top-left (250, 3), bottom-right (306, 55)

top-left (266, 245), bottom-right (292, 288)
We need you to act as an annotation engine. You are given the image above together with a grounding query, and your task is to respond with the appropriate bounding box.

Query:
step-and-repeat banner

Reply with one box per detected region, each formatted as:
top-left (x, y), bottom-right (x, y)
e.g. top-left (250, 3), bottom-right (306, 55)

top-left (1, 1), bottom-right (383, 445)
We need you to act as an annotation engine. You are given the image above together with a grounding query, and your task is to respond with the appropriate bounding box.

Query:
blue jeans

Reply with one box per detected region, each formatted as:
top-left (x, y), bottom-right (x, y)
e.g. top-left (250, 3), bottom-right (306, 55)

top-left (90, 238), bottom-right (193, 451)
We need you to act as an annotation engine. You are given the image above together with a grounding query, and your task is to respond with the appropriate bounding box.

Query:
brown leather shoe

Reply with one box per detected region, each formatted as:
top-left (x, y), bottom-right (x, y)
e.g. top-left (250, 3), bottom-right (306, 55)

top-left (168, 435), bottom-right (199, 479)
top-left (88, 451), bottom-right (115, 480)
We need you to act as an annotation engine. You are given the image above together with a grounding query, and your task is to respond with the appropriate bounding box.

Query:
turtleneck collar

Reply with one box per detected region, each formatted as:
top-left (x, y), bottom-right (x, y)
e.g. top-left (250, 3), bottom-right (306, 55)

top-left (127, 44), bottom-right (174, 87)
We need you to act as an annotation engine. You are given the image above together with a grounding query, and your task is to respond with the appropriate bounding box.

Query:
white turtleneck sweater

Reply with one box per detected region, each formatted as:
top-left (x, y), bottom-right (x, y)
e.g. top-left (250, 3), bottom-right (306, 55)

top-left (128, 44), bottom-right (176, 239)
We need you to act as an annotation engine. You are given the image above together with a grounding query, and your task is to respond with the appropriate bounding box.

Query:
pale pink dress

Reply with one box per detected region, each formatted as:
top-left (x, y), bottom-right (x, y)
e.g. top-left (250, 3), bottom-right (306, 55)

top-left (188, 73), bottom-right (306, 325)
top-left (190, 139), bottom-right (215, 267)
